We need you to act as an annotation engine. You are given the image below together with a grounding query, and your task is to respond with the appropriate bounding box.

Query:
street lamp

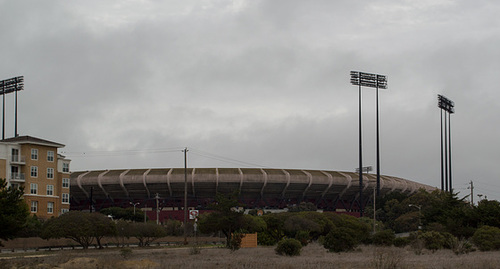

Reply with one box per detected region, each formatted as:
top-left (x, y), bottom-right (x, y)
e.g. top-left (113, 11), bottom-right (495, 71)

top-left (409, 204), bottom-right (422, 230)
top-left (130, 202), bottom-right (140, 215)
top-left (350, 71), bottom-right (388, 216)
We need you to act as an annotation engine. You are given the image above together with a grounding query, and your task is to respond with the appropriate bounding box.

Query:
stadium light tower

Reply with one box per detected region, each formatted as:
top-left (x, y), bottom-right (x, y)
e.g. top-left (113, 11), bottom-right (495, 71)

top-left (183, 147), bottom-right (189, 245)
top-left (438, 94), bottom-right (455, 192)
top-left (350, 71), bottom-right (387, 216)
top-left (0, 76), bottom-right (24, 139)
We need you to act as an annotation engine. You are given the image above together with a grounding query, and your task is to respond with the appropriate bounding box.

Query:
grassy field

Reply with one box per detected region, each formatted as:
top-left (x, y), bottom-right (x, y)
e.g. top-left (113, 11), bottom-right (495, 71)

top-left (1, 243), bottom-right (500, 269)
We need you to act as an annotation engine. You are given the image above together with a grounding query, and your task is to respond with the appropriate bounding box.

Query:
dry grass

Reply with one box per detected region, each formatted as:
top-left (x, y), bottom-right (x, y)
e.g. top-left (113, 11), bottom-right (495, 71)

top-left (1, 243), bottom-right (500, 269)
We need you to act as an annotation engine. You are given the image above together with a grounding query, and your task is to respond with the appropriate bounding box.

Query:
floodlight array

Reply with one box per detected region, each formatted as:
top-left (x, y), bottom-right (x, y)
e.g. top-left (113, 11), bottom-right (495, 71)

top-left (350, 71), bottom-right (387, 89)
top-left (0, 76), bottom-right (24, 94)
top-left (438, 94), bottom-right (454, 113)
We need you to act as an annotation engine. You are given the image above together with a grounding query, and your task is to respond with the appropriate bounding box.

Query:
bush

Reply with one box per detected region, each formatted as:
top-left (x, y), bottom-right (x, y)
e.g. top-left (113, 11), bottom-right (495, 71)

top-left (165, 220), bottom-right (183, 236)
top-left (372, 229), bottom-right (395, 246)
top-left (323, 227), bottom-right (357, 252)
top-left (295, 230), bottom-right (310, 246)
top-left (120, 248), bottom-right (132, 259)
top-left (275, 238), bottom-right (302, 256)
top-left (418, 231), bottom-right (446, 251)
top-left (189, 245), bottom-right (201, 255)
top-left (393, 237), bottom-right (410, 248)
top-left (472, 225), bottom-right (500, 251)
top-left (448, 236), bottom-right (474, 255)
top-left (229, 232), bottom-right (244, 252)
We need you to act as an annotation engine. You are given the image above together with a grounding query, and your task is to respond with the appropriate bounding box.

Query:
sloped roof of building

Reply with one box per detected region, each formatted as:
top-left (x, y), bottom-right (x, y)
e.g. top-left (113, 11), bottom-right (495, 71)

top-left (1, 135), bottom-right (65, 148)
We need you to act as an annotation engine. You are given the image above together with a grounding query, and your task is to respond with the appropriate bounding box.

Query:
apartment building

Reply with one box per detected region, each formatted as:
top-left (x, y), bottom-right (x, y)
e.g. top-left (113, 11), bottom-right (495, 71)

top-left (0, 135), bottom-right (71, 219)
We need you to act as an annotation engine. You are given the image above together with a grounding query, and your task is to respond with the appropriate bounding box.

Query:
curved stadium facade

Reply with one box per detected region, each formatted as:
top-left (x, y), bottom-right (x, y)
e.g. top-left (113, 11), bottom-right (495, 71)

top-left (70, 168), bottom-right (435, 219)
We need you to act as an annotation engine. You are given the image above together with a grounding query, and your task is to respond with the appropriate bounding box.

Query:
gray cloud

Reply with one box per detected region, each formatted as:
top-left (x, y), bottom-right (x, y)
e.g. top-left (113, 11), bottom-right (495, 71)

top-left (1, 0), bottom-right (499, 201)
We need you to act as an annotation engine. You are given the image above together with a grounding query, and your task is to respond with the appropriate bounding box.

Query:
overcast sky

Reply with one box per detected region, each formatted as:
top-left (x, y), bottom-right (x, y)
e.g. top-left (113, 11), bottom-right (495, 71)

top-left (1, 0), bottom-right (499, 202)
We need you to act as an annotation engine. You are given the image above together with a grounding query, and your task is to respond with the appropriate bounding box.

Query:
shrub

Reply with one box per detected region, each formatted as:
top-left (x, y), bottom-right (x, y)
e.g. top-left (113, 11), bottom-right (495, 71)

top-left (323, 227), bottom-right (357, 252)
top-left (411, 238), bottom-right (425, 255)
top-left (418, 231), bottom-right (446, 251)
top-left (372, 229), bottom-right (395, 246)
top-left (393, 237), bottom-right (410, 248)
top-left (189, 245), bottom-right (201, 255)
top-left (275, 238), bottom-right (302, 256)
top-left (448, 236), bottom-right (474, 255)
top-left (295, 230), bottom-right (310, 246)
top-left (120, 248), bottom-right (132, 259)
top-left (371, 248), bottom-right (403, 269)
top-left (472, 225), bottom-right (500, 251)
top-left (165, 220), bottom-right (183, 236)
top-left (229, 232), bottom-right (244, 252)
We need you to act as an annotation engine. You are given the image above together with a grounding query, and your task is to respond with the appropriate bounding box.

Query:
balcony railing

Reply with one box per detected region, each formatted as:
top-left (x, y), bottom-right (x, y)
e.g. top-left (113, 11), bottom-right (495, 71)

top-left (10, 155), bottom-right (26, 164)
top-left (10, 172), bottom-right (25, 182)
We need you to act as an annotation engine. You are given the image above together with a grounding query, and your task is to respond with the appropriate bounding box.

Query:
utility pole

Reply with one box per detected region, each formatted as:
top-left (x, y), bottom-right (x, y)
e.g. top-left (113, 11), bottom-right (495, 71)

top-left (468, 181), bottom-right (474, 206)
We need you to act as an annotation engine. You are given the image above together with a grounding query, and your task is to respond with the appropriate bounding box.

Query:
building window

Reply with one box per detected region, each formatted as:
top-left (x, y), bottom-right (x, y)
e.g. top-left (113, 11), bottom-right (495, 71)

top-left (61, 208), bottom-right (69, 214)
top-left (30, 183), bottom-right (37, 195)
top-left (31, 149), bottom-right (38, 160)
top-left (31, 166), bottom-right (38, 178)
top-left (47, 168), bottom-right (54, 179)
top-left (62, 178), bottom-right (69, 188)
top-left (62, 163), bottom-right (70, 173)
top-left (31, 201), bottom-right (38, 213)
top-left (47, 151), bottom-right (54, 162)
top-left (47, 185), bottom-right (54, 196)
top-left (62, 193), bottom-right (69, 204)
top-left (47, 202), bottom-right (54, 214)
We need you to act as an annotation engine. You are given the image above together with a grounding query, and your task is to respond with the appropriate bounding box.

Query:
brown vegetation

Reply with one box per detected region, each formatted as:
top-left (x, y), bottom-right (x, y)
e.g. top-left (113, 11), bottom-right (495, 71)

top-left (2, 243), bottom-right (500, 269)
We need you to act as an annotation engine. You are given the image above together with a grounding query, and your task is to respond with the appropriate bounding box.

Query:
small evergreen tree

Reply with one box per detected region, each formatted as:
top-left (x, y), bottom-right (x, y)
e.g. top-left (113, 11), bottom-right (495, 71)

top-left (0, 178), bottom-right (29, 246)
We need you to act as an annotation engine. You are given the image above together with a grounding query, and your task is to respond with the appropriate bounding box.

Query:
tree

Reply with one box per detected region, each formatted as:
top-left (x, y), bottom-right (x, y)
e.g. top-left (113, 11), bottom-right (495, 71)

top-left (283, 215), bottom-right (321, 238)
top-left (17, 215), bottom-right (43, 238)
top-left (260, 213), bottom-right (288, 244)
top-left (88, 213), bottom-right (117, 248)
top-left (475, 200), bottom-right (500, 228)
top-left (129, 222), bottom-right (167, 246)
top-left (198, 192), bottom-right (245, 248)
top-left (239, 214), bottom-right (267, 233)
top-left (41, 211), bottom-right (116, 249)
top-left (0, 178), bottom-right (29, 246)
top-left (100, 207), bottom-right (144, 222)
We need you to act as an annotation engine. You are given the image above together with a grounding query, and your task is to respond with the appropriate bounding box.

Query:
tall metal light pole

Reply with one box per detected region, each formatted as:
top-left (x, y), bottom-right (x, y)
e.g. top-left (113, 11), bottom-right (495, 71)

top-left (437, 95), bottom-right (455, 192)
top-left (0, 76), bottom-right (24, 139)
top-left (183, 147), bottom-right (189, 245)
top-left (350, 71), bottom-right (387, 216)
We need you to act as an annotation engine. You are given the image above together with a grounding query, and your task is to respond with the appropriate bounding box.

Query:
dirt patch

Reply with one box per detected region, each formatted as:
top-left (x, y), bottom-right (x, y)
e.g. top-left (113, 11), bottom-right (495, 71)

top-left (58, 257), bottom-right (99, 269)
top-left (118, 259), bottom-right (159, 269)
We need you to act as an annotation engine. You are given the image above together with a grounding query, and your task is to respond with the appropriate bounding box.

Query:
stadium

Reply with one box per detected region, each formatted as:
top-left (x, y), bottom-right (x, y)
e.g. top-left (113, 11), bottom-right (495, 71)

top-left (70, 168), bottom-right (436, 221)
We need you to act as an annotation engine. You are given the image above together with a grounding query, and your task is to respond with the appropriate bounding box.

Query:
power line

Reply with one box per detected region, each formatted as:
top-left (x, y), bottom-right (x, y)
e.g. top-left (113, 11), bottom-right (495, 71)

top-left (62, 147), bottom-right (184, 157)
top-left (62, 146), bottom-right (271, 168)
top-left (189, 148), bottom-right (269, 168)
